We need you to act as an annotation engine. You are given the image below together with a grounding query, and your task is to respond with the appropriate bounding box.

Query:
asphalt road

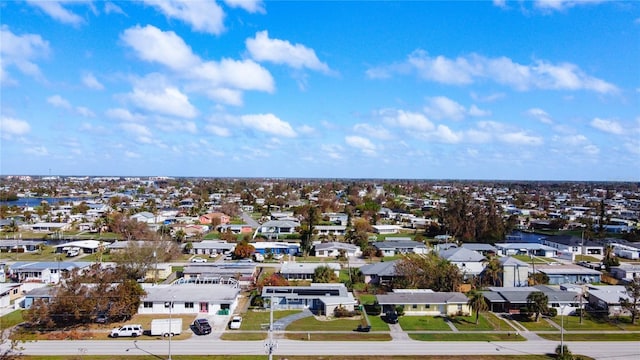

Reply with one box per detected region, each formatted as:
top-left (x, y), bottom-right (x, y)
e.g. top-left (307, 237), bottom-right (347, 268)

top-left (7, 338), bottom-right (640, 359)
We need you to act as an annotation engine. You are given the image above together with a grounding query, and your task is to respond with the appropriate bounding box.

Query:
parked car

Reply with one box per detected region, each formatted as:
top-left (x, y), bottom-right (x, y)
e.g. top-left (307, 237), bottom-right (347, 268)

top-left (191, 257), bottom-right (207, 263)
top-left (109, 324), bottom-right (143, 338)
top-left (193, 318), bottom-right (212, 335)
top-left (95, 313), bottom-right (109, 324)
top-left (355, 324), bottom-right (371, 332)
top-left (229, 316), bottom-right (242, 330)
top-left (384, 311), bottom-right (399, 324)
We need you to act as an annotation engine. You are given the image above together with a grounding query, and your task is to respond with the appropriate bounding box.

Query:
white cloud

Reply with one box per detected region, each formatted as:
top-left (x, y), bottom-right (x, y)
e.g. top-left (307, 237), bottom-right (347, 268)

top-left (121, 25), bottom-right (200, 70)
top-left (534, 0), bottom-right (606, 12)
top-left (124, 150), bottom-right (141, 158)
top-left (527, 108), bottom-right (553, 124)
top-left (120, 123), bottom-right (152, 137)
top-left (47, 95), bottom-right (72, 109)
top-left (122, 25), bottom-right (274, 104)
top-left (499, 132), bottom-right (544, 146)
top-left (246, 31), bottom-right (331, 74)
top-left (559, 134), bottom-right (588, 146)
top-left (82, 73), bottom-right (104, 90)
top-left (0, 26), bottom-right (50, 83)
top-left (223, 0), bottom-right (265, 13)
top-left (590, 117), bottom-right (624, 135)
top-left (493, 0), bottom-right (507, 8)
top-left (26, 0), bottom-right (84, 26)
top-left (468, 105), bottom-right (491, 117)
top-left (25, 145), bottom-right (49, 156)
top-left (126, 76), bottom-right (198, 119)
top-left (106, 108), bottom-right (146, 122)
top-left (205, 124), bottom-right (231, 137)
top-left (353, 123), bottom-right (393, 140)
top-left (345, 135), bottom-right (376, 155)
top-left (143, 0), bottom-right (225, 35)
top-left (369, 50), bottom-right (618, 94)
top-left (156, 117), bottom-right (197, 133)
top-left (240, 114), bottom-right (297, 137)
top-left (297, 124), bottom-right (316, 135)
top-left (583, 144), bottom-right (600, 155)
top-left (379, 109), bottom-right (435, 132)
top-left (433, 125), bottom-right (463, 143)
top-left (321, 144), bottom-right (344, 159)
top-left (0, 116), bottom-right (31, 136)
top-left (75, 106), bottom-right (95, 118)
top-left (104, 2), bottom-right (126, 15)
top-left (424, 96), bottom-right (467, 121)
top-left (470, 92), bottom-right (505, 103)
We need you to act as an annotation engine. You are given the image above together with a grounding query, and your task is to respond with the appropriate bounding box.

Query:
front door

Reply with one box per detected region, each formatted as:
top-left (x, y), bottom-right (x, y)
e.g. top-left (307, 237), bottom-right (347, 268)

top-left (200, 302), bottom-right (209, 313)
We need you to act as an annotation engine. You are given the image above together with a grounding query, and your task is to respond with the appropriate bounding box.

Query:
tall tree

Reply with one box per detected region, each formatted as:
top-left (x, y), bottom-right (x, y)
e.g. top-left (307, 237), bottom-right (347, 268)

top-left (620, 277), bottom-right (640, 325)
top-left (526, 291), bottom-right (548, 322)
top-left (393, 253), bottom-right (463, 292)
top-left (482, 256), bottom-right (503, 287)
top-left (467, 290), bottom-right (489, 325)
top-left (313, 265), bottom-right (338, 283)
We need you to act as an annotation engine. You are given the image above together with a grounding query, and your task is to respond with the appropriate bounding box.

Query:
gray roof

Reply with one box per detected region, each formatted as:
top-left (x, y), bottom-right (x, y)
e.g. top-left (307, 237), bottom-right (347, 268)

top-left (314, 242), bottom-right (358, 252)
top-left (376, 291), bottom-right (468, 305)
top-left (141, 284), bottom-right (239, 303)
top-left (438, 247), bottom-right (485, 262)
top-left (262, 284), bottom-right (356, 305)
top-left (360, 260), bottom-right (398, 277)
top-left (280, 262), bottom-right (341, 275)
top-left (535, 264), bottom-right (601, 275)
top-left (485, 286), bottom-right (579, 304)
top-left (10, 261), bottom-right (92, 271)
top-left (183, 263), bottom-right (257, 277)
top-left (191, 240), bottom-right (235, 250)
top-left (373, 241), bottom-right (427, 250)
top-left (461, 243), bottom-right (498, 252)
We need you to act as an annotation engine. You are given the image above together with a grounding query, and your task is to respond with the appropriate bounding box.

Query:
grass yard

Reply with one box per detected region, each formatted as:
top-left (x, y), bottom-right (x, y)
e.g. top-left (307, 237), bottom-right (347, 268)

top-left (0, 310), bottom-right (24, 330)
top-left (284, 332), bottom-right (392, 341)
top-left (512, 255), bottom-right (551, 264)
top-left (550, 315), bottom-right (627, 331)
top-left (219, 332), bottom-right (267, 340)
top-left (538, 333), bottom-right (640, 341)
top-left (408, 333), bottom-right (526, 341)
top-left (399, 316), bottom-right (452, 331)
top-left (447, 314), bottom-right (495, 331)
top-left (574, 255), bottom-right (601, 262)
top-left (358, 294), bottom-right (377, 304)
top-left (287, 316), bottom-right (363, 331)
top-left (511, 315), bottom-right (558, 331)
top-left (368, 314), bottom-right (390, 331)
top-left (240, 309), bottom-right (301, 330)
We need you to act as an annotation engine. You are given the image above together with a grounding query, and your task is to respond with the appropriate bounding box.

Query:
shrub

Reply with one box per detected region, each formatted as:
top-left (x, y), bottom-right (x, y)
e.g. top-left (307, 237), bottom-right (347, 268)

top-left (395, 305), bottom-right (405, 316)
top-left (546, 307), bottom-right (558, 317)
top-left (333, 306), bottom-right (360, 318)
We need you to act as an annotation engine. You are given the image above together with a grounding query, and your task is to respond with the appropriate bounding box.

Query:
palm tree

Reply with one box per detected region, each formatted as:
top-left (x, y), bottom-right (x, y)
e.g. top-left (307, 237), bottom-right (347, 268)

top-left (482, 256), bottom-right (502, 286)
top-left (467, 290), bottom-right (488, 325)
top-left (313, 265), bottom-right (338, 283)
top-left (526, 291), bottom-right (548, 322)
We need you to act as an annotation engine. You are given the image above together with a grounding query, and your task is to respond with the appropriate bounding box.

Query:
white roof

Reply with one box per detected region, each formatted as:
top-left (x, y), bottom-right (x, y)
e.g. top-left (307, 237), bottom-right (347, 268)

top-left (54, 240), bottom-right (106, 250)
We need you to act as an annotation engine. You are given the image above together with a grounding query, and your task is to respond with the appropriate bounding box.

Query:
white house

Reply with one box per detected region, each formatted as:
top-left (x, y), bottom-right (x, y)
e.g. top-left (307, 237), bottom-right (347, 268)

top-left (262, 283), bottom-right (357, 316)
top-left (438, 247), bottom-right (485, 278)
top-left (372, 240), bottom-right (428, 256)
top-left (138, 283), bottom-right (240, 316)
top-left (315, 225), bottom-right (347, 236)
top-left (499, 256), bottom-right (530, 287)
top-left (313, 242), bottom-right (362, 258)
top-left (610, 263), bottom-right (640, 281)
top-left (279, 262), bottom-right (341, 281)
top-left (372, 225), bottom-right (401, 234)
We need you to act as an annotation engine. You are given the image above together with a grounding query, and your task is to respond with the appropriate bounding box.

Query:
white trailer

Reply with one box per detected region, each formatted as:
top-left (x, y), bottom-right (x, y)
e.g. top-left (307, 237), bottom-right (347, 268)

top-left (150, 318), bottom-right (182, 337)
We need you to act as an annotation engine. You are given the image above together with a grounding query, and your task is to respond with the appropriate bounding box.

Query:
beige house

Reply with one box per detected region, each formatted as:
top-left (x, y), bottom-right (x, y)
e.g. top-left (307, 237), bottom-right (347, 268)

top-left (376, 290), bottom-right (471, 316)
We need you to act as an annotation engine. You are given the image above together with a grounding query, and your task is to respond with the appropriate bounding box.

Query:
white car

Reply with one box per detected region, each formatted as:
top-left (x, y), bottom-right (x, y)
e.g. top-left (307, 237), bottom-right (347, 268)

top-left (229, 316), bottom-right (242, 330)
top-left (191, 257), bottom-right (207, 263)
top-left (109, 324), bottom-right (143, 338)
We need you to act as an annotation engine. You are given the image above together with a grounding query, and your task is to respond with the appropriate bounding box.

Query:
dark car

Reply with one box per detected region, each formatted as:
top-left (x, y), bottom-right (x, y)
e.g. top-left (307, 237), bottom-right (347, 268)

top-left (384, 311), bottom-right (399, 324)
top-left (355, 324), bottom-right (371, 332)
top-left (193, 318), bottom-right (212, 335)
top-left (95, 313), bottom-right (109, 324)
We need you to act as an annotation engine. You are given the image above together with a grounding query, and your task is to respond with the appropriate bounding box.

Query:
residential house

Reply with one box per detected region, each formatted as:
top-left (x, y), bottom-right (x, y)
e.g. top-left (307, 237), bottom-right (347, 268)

top-left (279, 262), bottom-right (341, 281)
top-left (190, 240), bottom-right (236, 256)
top-left (145, 263), bottom-right (173, 282)
top-left (494, 243), bottom-right (557, 258)
top-left (252, 241), bottom-right (300, 256)
top-left (256, 220), bottom-right (300, 239)
top-left (54, 240), bottom-right (106, 255)
top-left (372, 239), bottom-right (428, 256)
top-left (218, 224), bottom-right (254, 234)
top-left (542, 235), bottom-right (603, 257)
top-left (313, 242), bottom-right (362, 258)
top-left (9, 261), bottom-right (92, 284)
top-left (482, 286), bottom-right (582, 315)
top-left (29, 222), bottom-right (70, 232)
top-left (499, 257), bottom-right (530, 287)
top-left (315, 225), bottom-right (347, 237)
top-left (587, 285), bottom-right (636, 317)
top-left (323, 212), bottom-right (348, 226)
top-left (438, 247), bottom-right (485, 278)
top-left (130, 211), bottom-right (158, 224)
top-left (533, 264), bottom-right (602, 285)
top-left (461, 243), bottom-right (498, 256)
top-left (371, 225), bottom-right (401, 234)
top-left (0, 283), bottom-right (23, 309)
top-left (23, 286), bottom-right (55, 309)
top-left (609, 263), bottom-right (640, 282)
top-left (262, 283), bottom-right (357, 316)
top-left (0, 240), bottom-right (44, 253)
top-left (199, 212), bottom-right (230, 225)
top-left (138, 283), bottom-right (240, 315)
top-left (360, 260), bottom-right (399, 286)
top-left (376, 289), bottom-right (471, 316)
top-left (181, 263), bottom-right (259, 288)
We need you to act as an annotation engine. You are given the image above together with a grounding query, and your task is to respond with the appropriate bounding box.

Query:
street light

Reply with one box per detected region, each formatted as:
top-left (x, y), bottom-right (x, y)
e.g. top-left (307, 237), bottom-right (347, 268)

top-left (164, 298), bottom-right (174, 360)
top-left (554, 296), bottom-right (565, 356)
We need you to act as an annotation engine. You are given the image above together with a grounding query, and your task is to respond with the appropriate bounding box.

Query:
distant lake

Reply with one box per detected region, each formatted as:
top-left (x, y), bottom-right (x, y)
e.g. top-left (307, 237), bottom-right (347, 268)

top-left (0, 197), bottom-right (94, 207)
top-left (507, 231), bottom-right (548, 243)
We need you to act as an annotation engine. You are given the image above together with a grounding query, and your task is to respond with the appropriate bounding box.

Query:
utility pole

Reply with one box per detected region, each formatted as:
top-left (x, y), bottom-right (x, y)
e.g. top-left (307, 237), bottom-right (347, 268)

top-left (265, 296), bottom-right (277, 360)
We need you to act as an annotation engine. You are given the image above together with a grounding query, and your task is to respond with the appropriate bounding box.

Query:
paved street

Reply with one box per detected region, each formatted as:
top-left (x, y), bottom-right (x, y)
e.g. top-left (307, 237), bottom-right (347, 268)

top-left (5, 336), bottom-right (640, 359)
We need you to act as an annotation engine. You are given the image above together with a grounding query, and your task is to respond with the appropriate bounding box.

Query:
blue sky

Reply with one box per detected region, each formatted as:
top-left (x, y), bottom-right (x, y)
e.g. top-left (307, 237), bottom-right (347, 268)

top-left (1, 0), bottom-right (638, 181)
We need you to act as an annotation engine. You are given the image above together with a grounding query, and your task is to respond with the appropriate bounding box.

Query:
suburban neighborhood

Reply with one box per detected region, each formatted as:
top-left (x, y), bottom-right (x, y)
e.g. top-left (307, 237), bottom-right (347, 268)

top-left (0, 176), bottom-right (639, 359)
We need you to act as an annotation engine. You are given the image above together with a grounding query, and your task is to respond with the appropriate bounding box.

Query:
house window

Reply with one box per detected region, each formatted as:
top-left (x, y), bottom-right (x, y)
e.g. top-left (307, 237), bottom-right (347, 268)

top-left (458, 305), bottom-right (463, 311)
top-left (425, 304), bottom-right (430, 309)
top-left (412, 304), bottom-right (418, 309)
top-left (185, 302), bottom-right (194, 309)
top-left (143, 302), bottom-right (152, 308)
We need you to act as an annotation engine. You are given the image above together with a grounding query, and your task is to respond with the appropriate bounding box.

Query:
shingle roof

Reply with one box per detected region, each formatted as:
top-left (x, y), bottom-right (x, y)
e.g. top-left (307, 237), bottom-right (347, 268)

top-left (360, 260), bottom-right (398, 277)
top-left (376, 291), bottom-right (468, 305)
top-left (438, 247), bottom-right (485, 262)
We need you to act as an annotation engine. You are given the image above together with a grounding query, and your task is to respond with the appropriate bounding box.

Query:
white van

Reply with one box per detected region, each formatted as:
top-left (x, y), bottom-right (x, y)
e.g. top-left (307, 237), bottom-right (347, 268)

top-left (109, 324), bottom-right (143, 338)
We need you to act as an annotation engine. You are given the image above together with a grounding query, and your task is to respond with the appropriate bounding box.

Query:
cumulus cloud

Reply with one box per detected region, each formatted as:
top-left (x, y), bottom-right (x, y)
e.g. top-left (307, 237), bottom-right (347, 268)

top-left (534, 0), bottom-right (606, 12)
top-left (353, 123), bottom-right (393, 140)
top-left (368, 50), bottom-right (617, 94)
top-left (206, 124), bottom-right (231, 137)
top-left (345, 135), bottom-right (376, 155)
top-left (424, 96), bottom-right (467, 121)
top-left (82, 73), bottom-right (104, 90)
top-left (122, 25), bottom-right (274, 105)
top-left (590, 117), bottom-right (624, 135)
top-left (125, 75), bottom-right (198, 118)
top-left (143, 0), bottom-right (225, 35)
top-left (47, 95), bottom-right (72, 109)
top-left (499, 131), bottom-right (544, 146)
top-left (0, 26), bottom-right (50, 83)
top-left (379, 109), bottom-right (435, 132)
top-left (0, 116), bottom-right (31, 136)
top-left (527, 108), bottom-right (553, 124)
top-left (104, 2), bottom-right (126, 15)
top-left (75, 106), bottom-right (96, 118)
top-left (156, 117), bottom-right (197, 133)
top-left (223, 0), bottom-right (265, 13)
top-left (121, 123), bottom-right (152, 137)
top-left (26, 0), bottom-right (84, 26)
top-left (468, 105), bottom-right (491, 117)
top-left (321, 144), bottom-right (344, 159)
top-left (106, 108), bottom-right (146, 122)
top-left (240, 114), bottom-right (297, 137)
top-left (246, 31), bottom-right (331, 74)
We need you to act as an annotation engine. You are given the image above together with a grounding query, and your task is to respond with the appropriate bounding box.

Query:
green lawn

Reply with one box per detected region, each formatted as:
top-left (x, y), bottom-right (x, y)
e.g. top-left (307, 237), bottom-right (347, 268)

top-left (398, 316), bottom-right (452, 331)
top-left (550, 315), bottom-right (626, 331)
top-left (0, 310), bottom-right (24, 330)
top-left (448, 314), bottom-right (495, 331)
top-left (538, 333), bottom-right (640, 341)
top-left (285, 332), bottom-right (392, 341)
top-left (287, 316), bottom-right (363, 331)
top-left (358, 294), bottom-right (377, 304)
top-left (408, 333), bottom-right (526, 341)
top-left (239, 309), bottom-right (301, 330)
top-left (512, 255), bottom-right (551, 264)
top-left (511, 315), bottom-right (558, 331)
top-left (574, 255), bottom-right (601, 262)
top-left (219, 332), bottom-right (267, 341)
top-left (368, 314), bottom-right (390, 331)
